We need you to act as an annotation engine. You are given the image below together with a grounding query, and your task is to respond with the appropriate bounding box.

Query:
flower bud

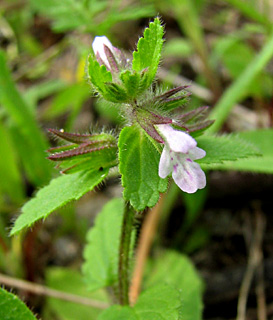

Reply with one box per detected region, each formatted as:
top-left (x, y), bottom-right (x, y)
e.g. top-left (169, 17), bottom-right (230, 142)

top-left (92, 36), bottom-right (127, 73)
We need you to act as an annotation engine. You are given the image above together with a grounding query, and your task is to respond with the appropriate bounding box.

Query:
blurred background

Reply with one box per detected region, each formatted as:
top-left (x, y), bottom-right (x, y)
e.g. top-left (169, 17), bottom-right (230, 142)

top-left (0, 0), bottom-right (273, 319)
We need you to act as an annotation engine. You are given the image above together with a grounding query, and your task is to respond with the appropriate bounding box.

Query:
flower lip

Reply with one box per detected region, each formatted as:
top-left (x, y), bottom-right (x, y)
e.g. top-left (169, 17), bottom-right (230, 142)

top-left (156, 124), bottom-right (196, 153)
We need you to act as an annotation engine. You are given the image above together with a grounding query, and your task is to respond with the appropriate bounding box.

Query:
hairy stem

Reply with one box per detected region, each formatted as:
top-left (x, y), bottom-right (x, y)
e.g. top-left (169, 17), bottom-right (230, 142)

top-left (118, 201), bottom-right (135, 305)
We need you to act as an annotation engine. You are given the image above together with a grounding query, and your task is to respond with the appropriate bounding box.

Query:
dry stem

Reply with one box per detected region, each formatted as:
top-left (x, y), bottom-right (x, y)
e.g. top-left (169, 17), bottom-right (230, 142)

top-left (0, 273), bottom-right (109, 309)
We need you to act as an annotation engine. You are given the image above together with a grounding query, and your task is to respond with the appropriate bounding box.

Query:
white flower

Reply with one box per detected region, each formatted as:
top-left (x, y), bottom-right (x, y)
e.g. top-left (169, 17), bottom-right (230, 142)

top-left (157, 124), bottom-right (206, 193)
top-left (92, 36), bottom-right (115, 70)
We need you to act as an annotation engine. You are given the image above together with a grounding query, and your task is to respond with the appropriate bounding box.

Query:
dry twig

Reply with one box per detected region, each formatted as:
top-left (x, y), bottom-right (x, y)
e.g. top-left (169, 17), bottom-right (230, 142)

top-left (236, 208), bottom-right (265, 320)
top-left (0, 273), bottom-right (109, 309)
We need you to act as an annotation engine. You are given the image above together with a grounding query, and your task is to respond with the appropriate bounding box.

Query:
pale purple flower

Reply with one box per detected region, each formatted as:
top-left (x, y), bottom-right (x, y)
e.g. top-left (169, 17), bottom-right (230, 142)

top-left (157, 124), bottom-right (206, 193)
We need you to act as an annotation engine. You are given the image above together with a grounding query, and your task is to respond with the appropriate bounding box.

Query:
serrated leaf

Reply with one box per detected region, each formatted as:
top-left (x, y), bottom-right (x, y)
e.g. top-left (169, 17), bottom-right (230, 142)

top-left (0, 288), bottom-right (36, 320)
top-left (82, 198), bottom-right (124, 291)
top-left (132, 18), bottom-right (164, 90)
top-left (206, 129), bottom-right (273, 173)
top-left (98, 284), bottom-right (181, 320)
top-left (119, 126), bottom-right (168, 211)
top-left (145, 251), bottom-right (203, 320)
top-left (87, 54), bottom-right (112, 94)
top-left (10, 169), bottom-right (108, 235)
top-left (44, 267), bottom-right (108, 320)
top-left (87, 55), bottom-right (130, 102)
top-left (104, 83), bottom-right (129, 102)
top-left (120, 70), bottom-right (141, 98)
top-left (196, 134), bottom-right (260, 165)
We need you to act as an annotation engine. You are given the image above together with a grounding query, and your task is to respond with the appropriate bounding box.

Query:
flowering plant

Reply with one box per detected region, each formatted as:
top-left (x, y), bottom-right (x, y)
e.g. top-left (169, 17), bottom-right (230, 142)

top-left (10, 18), bottom-right (259, 319)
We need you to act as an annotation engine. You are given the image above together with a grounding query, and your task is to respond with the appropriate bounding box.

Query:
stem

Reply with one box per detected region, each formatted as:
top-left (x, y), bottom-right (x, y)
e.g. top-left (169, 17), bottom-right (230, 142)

top-left (118, 201), bottom-right (135, 305)
top-left (129, 196), bottom-right (165, 305)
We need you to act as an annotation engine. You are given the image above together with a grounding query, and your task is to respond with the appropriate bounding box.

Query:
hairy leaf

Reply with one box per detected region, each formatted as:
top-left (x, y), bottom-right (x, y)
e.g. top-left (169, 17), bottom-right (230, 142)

top-left (132, 18), bottom-right (164, 90)
top-left (10, 169), bottom-right (108, 235)
top-left (87, 54), bottom-right (112, 94)
top-left (104, 83), bottom-right (129, 103)
top-left (0, 288), bottom-right (36, 320)
top-left (82, 198), bottom-right (124, 291)
top-left (196, 134), bottom-right (260, 164)
top-left (205, 129), bottom-right (273, 173)
top-left (120, 70), bottom-right (141, 98)
top-left (119, 126), bottom-right (167, 211)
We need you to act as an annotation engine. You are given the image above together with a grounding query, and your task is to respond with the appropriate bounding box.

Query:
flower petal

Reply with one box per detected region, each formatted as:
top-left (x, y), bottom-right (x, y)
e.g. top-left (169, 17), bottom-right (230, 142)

top-left (158, 146), bottom-right (172, 178)
top-left (188, 147), bottom-right (206, 160)
top-left (172, 156), bottom-right (206, 193)
top-left (156, 124), bottom-right (196, 153)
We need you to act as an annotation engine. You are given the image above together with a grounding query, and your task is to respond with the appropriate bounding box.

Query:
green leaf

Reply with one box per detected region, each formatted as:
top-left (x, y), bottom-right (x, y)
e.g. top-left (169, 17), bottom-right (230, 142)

top-left (208, 32), bottom-right (273, 133)
top-left (104, 83), bottom-right (129, 102)
top-left (119, 126), bottom-right (168, 211)
top-left (145, 251), bottom-right (203, 320)
top-left (120, 70), bottom-right (141, 98)
top-left (134, 284), bottom-right (181, 320)
top-left (44, 267), bottom-right (108, 320)
top-left (98, 305), bottom-right (137, 320)
top-left (205, 129), bottom-right (273, 173)
top-left (196, 134), bottom-right (260, 164)
top-left (87, 54), bottom-right (112, 95)
top-left (82, 198), bottom-right (124, 291)
top-left (0, 50), bottom-right (51, 185)
top-left (0, 287), bottom-right (36, 320)
top-left (132, 18), bottom-right (164, 90)
top-left (10, 169), bottom-right (108, 235)
top-left (98, 284), bottom-right (181, 320)
top-left (87, 55), bottom-right (129, 103)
